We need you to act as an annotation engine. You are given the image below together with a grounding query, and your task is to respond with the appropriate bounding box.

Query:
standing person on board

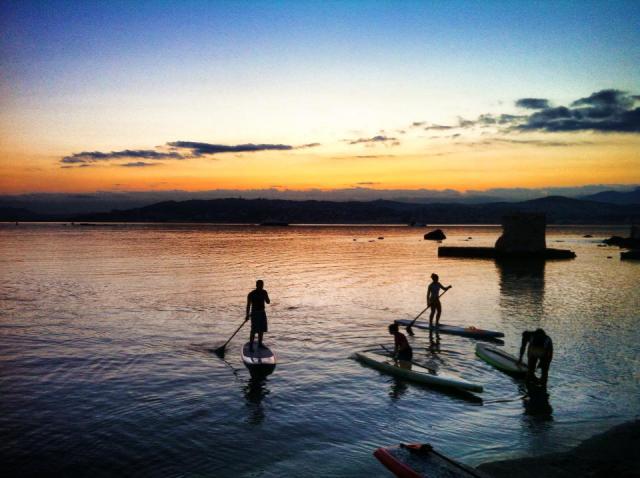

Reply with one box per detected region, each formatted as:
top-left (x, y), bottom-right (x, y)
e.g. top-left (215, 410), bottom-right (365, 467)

top-left (246, 280), bottom-right (270, 350)
top-left (389, 323), bottom-right (413, 362)
top-left (427, 273), bottom-right (452, 328)
top-left (518, 328), bottom-right (553, 386)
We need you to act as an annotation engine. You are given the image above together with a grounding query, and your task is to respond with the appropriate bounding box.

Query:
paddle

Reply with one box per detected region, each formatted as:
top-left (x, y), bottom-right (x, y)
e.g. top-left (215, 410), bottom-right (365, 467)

top-left (214, 318), bottom-right (248, 358)
top-left (406, 288), bottom-right (450, 336)
top-left (378, 344), bottom-right (438, 374)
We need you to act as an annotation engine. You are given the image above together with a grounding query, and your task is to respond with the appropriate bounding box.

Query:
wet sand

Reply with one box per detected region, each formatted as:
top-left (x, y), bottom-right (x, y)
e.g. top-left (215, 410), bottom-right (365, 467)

top-left (477, 420), bottom-right (640, 478)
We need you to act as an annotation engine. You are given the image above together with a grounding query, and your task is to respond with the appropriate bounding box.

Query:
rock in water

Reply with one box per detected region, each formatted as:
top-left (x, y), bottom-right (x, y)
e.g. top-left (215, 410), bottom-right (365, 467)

top-left (495, 213), bottom-right (546, 253)
top-left (424, 229), bottom-right (446, 240)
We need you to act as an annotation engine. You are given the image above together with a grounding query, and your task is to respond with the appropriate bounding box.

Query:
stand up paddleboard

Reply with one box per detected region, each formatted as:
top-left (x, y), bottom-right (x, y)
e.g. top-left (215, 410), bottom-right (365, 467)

top-left (353, 350), bottom-right (483, 394)
top-left (374, 443), bottom-right (489, 478)
top-left (395, 319), bottom-right (504, 340)
top-left (241, 342), bottom-right (276, 378)
top-left (476, 343), bottom-right (527, 376)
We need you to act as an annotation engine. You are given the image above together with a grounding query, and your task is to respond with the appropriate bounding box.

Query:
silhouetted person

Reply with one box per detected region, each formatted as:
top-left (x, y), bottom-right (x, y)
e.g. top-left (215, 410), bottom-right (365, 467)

top-left (246, 280), bottom-right (270, 349)
top-left (518, 328), bottom-right (553, 387)
top-left (389, 323), bottom-right (412, 361)
top-left (427, 273), bottom-right (452, 327)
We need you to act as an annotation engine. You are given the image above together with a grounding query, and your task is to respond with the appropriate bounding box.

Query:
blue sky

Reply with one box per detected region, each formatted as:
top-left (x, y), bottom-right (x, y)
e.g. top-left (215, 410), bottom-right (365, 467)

top-left (1, 1), bottom-right (639, 193)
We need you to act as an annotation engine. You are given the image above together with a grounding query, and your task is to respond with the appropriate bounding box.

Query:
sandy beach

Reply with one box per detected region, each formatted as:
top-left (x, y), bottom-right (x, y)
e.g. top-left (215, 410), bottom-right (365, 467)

top-left (478, 420), bottom-right (640, 478)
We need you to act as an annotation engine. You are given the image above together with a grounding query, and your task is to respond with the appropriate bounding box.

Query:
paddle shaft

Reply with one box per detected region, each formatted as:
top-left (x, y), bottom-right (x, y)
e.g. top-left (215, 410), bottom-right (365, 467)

top-left (215, 318), bottom-right (248, 356)
top-left (408, 288), bottom-right (449, 328)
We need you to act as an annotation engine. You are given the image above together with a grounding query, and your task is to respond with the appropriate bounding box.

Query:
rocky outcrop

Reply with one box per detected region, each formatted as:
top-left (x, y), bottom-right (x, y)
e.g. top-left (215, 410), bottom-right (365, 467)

top-left (495, 213), bottom-right (546, 253)
top-left (438, 213), bottom-right (575, 260)
top-left (424, 229), bottom-right (446, 240)
top-left (603, 224), bottom-right (640, 248)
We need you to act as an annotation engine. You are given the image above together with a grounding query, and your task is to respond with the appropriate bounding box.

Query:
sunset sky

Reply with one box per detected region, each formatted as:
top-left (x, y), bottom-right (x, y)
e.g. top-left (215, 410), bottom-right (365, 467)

top-left (1, 0), bottom-right (639, 196)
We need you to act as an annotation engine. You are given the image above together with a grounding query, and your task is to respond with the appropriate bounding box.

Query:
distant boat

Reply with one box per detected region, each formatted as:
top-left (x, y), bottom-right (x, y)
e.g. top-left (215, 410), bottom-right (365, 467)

top-left (259, 221), bottom-right (289, 226)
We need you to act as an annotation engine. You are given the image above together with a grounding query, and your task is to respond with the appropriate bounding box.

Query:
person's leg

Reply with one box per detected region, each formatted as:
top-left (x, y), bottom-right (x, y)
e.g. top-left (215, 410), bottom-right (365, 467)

top-left (527, 356), bottom-right (539, 383)
top-left (540, 358), bottom-right (551, 386)
top-left (258, 331), bottom-right (264, 347)
top-left (434, 302), bottom-right (442, 326)
top-left (429, 306), bottom-right (436, 327)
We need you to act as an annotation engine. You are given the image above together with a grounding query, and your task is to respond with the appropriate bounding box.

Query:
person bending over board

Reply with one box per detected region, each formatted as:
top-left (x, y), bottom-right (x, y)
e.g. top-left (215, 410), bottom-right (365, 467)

top-left (389, 323), bottom-right (413, 362)
top-left (427, 273), bottom-right (452, 328)
top-left (518, 329), bottom-right (553, 387)
top-left (246, 280), bottom-right (270, 350)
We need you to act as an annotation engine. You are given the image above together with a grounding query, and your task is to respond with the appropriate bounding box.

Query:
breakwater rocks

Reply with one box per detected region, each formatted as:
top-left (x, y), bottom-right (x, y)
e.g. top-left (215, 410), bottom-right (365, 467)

top-left (438, 247), bottom-right (576, 259)
top-left (438, 213), bottom-right (575, 260)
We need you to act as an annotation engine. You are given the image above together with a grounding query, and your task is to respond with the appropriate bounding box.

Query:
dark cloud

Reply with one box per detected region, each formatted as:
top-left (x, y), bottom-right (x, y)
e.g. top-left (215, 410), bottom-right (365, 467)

top-left (424, 124), bottom-right (453, 131)
top-left (297, 143), bottom-right (321, 149)
top-left (515, 98), bottom-right (550, 109)
top-left (411, 121), bottom-right (426, 127)
top-left (61, 149), bottom-right (184, 164)
top-left (167, 141), bottom-right (293, 156)
top-left (518, 89), bottom-right (640, 133)
top-left (476, 114), bottom-right (526, 126)
top-left (457, 118), bottom-right (475, 128)
top-left (120, 162), bottom-right (160, 168)
top-left (348, 135), bottom-right (398, 145)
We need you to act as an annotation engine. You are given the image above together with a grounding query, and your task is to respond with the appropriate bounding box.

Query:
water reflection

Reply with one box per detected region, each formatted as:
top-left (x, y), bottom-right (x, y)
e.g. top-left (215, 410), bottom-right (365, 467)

top-left (389, 376), bottom-right (409, 400)
top-left (243, 377), bottom-right (270, 425)
top-left (426, 331), bottom-right (444, 364)
top-left (522, 382), bottom-right (553, 420)
top-left (497, 259), bottom-right (546, 323)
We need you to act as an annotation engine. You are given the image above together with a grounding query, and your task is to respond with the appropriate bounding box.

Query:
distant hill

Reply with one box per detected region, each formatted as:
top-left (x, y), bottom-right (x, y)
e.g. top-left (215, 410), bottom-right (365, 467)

top-left (2, 196), bottom-right (637, 224)
top-left (580, 187), bottom-right (640, 205)
top-left (53, 196), bottom-right (638, 225)
top-left (0, 207), bottom-right (49, 221)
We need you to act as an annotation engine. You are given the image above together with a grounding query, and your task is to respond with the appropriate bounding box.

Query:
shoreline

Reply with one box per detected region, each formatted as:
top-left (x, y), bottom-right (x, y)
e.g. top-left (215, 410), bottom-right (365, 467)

top-left (477, 419), bottom-right (640, 477)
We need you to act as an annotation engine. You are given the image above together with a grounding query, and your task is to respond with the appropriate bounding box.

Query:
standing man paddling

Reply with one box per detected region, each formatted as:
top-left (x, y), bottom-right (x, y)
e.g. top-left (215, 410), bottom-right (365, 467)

top-left (246, 280), bottom-right (270, 350)
top-left (427, 273), bottom-right (452, 328)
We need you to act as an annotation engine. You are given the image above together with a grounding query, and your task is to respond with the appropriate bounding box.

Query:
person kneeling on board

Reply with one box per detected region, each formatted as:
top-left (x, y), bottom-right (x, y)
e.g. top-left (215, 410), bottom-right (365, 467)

top-left (389, 323), bottom-right (413, 362)
top-left (246, 279), bottom-right (270, 350)
top-left (518, 328), bottom-right (553, 386)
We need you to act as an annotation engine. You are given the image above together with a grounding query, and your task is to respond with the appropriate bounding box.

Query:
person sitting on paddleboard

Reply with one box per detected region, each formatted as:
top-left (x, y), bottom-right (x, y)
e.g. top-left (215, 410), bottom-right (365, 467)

top-left (389, 323), bottom-right (412, 361)
top-left (518, 328), bottom-right (553, 386)
top-left (427, 273), bottom-right (452, 328)
top-left (246, 280), bottom-right (270, 349)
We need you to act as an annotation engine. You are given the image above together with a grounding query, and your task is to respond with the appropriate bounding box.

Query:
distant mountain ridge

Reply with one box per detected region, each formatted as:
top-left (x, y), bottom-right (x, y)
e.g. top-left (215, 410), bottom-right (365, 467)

top-left (3, 196), bottom-right (637, 224)
top-left (580, 187), bottom-right (640, 205)
top-left (69, 196), bottom-right (640, 224)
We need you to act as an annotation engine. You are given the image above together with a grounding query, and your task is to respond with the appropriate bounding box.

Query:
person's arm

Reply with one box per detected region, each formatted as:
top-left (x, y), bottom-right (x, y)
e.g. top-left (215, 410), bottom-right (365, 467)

top-left (393, 335), bottom-right (399, 358)
top-left (518, 332), bottom-right (528, 363)
top-left (264, 291), bottom-right (270, 305)
top-left (245, 294), bottom-right (251, 320)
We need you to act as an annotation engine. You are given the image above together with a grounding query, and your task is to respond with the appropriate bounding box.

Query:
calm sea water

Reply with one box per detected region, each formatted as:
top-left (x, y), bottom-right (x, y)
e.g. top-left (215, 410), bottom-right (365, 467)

top-left (1, 223), bottom-right (639, 477)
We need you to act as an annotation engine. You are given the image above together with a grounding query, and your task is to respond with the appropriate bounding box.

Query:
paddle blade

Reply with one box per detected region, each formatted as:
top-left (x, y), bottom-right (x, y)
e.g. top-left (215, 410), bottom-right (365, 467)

top-left (213, 345), bottom-right (226, 358)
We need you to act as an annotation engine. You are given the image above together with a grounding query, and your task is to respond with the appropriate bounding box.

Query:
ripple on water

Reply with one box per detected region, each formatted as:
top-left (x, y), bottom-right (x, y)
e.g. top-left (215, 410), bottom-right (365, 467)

top-left (1, 224), bottom-right (638, 476)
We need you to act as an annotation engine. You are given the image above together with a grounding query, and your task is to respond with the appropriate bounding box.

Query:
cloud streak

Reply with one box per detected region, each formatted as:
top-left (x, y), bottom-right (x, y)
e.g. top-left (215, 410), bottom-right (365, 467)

top-left (347, 135), bottom-right (399, 146)
top-left (61, 149), bottom-right (184, 165)
top-left (167, 141), bottom-right (294, 156)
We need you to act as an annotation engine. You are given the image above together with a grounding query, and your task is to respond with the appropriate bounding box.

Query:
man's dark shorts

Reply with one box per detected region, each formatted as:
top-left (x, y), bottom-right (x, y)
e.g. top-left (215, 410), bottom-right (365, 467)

top-left (251, 310), bottom-right (268, 334)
